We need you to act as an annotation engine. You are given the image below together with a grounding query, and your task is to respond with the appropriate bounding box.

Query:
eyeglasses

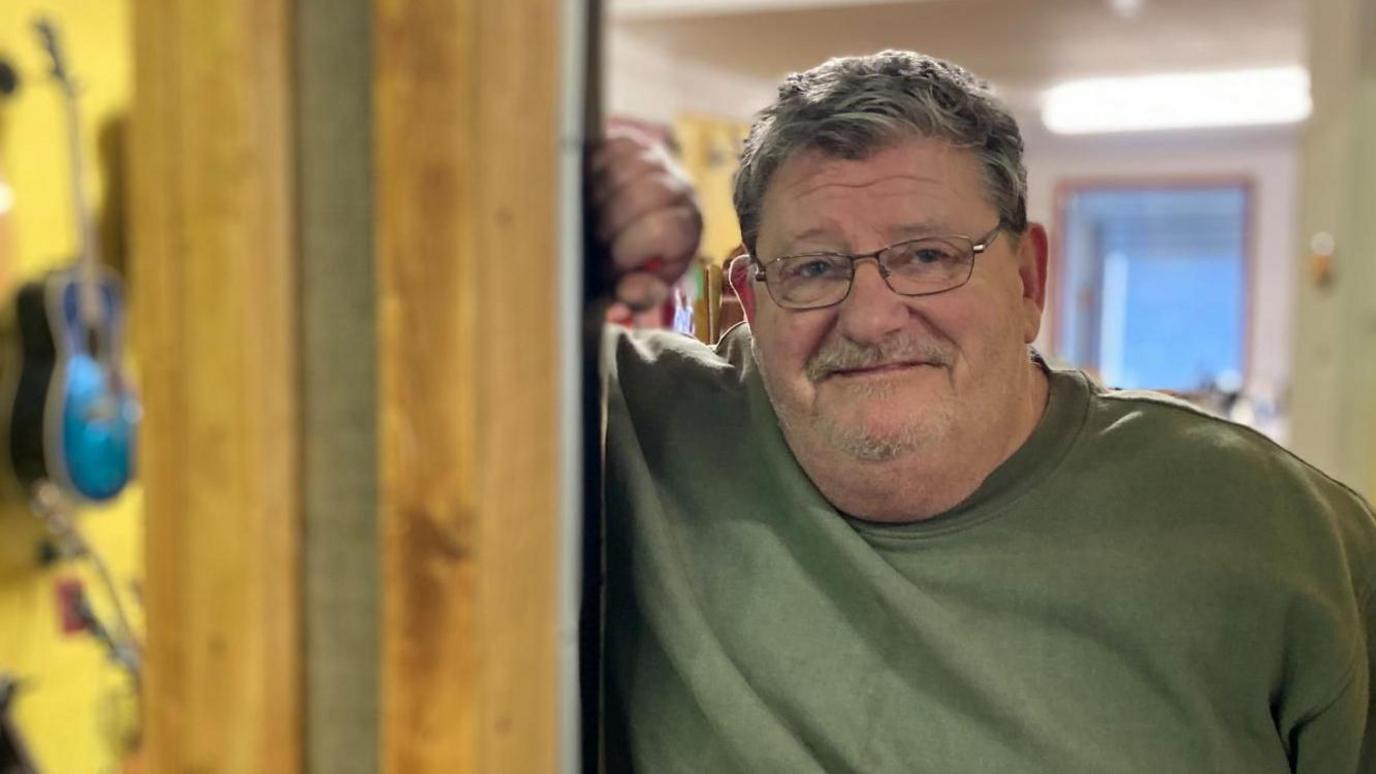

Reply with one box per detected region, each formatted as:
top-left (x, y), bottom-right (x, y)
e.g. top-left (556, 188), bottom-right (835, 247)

top-left (750, 225), bottom-right (1004, 310)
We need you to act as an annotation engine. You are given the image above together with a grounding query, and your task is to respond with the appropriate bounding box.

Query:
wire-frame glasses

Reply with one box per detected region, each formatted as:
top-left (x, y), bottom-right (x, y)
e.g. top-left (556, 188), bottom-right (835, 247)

top-left (751, 224), bottom-right (1004, 310)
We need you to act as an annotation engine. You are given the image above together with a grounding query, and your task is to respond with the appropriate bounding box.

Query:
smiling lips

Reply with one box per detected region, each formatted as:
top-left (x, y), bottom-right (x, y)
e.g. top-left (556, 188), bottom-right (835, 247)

top-left (804, 334), bottom-right (955, 382)
top-left (828, 360), bottom-right (941, 378)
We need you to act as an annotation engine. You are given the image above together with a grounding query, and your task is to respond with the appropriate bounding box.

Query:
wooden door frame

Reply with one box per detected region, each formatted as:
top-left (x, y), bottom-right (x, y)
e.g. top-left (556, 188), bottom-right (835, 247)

top-left (132, 1), bottom-right (302, 772)
top-left (374, 0), bottom-right (566, 771)
top-left (134, 2), bottom-right (571, 770)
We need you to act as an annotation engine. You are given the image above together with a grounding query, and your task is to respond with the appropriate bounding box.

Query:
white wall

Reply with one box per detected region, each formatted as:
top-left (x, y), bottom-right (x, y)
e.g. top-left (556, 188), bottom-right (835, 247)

top-left (607, 26), bottom-right (775, 125)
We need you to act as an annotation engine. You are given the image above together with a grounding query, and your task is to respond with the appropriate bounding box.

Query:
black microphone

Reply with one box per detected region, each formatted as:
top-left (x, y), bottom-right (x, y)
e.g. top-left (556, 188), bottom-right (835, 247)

top-left (0, 57), bottom-right (18, 98)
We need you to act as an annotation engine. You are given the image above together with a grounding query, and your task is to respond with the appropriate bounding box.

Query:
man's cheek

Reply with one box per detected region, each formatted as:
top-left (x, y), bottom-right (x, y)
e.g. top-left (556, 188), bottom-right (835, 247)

top-left (779, 321), bottom-right (825, 373)
top-left (785, 341), bottom-right (817, 382)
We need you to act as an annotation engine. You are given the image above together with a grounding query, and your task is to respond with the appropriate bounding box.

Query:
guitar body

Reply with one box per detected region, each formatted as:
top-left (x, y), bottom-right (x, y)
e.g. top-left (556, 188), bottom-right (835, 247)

top-left (1, 267), bottom-right (136, 502)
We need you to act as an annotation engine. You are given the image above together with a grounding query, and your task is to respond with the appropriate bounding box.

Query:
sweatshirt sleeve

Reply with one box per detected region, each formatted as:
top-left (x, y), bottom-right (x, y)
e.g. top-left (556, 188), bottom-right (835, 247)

top-left (1290, 584), bottom-right (1376, 774)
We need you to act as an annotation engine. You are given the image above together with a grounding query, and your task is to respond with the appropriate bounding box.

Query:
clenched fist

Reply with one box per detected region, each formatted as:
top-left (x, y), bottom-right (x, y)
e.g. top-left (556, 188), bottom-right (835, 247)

top-left (590, 127), bottom-right (703, 310)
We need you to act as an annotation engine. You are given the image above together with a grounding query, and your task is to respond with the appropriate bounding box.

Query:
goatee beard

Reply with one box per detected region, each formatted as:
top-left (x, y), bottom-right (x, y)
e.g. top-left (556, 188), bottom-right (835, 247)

top-left (753, 335), bottom-right (955, 463)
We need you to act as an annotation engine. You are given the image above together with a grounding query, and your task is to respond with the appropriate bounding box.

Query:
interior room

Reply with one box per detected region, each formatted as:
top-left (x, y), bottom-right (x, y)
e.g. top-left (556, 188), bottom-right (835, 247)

top-left (0, 0), bottom-right (1372, 771)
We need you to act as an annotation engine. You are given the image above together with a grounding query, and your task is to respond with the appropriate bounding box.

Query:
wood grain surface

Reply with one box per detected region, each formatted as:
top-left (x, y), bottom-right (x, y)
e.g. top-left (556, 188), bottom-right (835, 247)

top-left (375, 0), bottom-right (563, 771)
top-left (131, 1), bottom-right (302, 772)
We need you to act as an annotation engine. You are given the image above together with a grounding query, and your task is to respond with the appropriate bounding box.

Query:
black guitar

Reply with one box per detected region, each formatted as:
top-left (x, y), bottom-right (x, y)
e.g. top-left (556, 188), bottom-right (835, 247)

top-left (0, 675), bottom-right (37, 774)
top-left (0, 18), bottom-right (138, 503)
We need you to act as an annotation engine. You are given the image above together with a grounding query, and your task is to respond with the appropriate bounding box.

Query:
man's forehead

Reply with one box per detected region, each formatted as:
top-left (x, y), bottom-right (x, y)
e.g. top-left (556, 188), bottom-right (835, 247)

top-left (770, 138), bottom-right (971, 190)
top-left (759, 140), bottom-right (987, 250)
top-left (778, 168), bottom-right (949, 204)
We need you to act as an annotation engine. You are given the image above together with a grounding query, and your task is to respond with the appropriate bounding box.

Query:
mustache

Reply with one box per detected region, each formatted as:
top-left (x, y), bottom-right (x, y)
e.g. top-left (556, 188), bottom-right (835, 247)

top-left (805, 335), bottom-right (953, 382)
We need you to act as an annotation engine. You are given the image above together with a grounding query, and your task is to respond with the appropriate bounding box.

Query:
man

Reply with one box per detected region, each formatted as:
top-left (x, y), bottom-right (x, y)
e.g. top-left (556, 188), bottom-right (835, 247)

top-left (593, 50), bottom-right (1376, 772)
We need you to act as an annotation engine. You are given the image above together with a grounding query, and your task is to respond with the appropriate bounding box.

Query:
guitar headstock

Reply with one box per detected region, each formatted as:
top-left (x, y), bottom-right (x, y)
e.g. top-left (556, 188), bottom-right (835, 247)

top-left (33, 17), bottom-right (76, 98)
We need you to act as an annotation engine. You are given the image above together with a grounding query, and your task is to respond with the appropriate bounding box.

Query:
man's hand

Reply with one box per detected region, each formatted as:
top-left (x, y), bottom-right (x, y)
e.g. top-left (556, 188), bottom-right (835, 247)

top-left (590, 127), bottom-right (702, 311)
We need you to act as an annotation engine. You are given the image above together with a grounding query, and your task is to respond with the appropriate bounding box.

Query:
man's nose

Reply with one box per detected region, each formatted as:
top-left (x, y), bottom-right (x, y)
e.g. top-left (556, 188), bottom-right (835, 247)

top-left (835, 259), bottom-right (910, 344)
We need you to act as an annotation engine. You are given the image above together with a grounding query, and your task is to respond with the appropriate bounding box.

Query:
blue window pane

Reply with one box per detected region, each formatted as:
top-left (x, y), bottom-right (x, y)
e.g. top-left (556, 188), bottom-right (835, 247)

top-left (1059, 186), bottom-right (1247, 391)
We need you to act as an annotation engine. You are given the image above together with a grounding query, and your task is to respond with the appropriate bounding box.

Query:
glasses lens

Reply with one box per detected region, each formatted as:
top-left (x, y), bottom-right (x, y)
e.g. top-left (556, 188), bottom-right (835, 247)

top-left (882, 237), bottom-right (975, 295)
top-left (769, 254), bottom-right (853, 308)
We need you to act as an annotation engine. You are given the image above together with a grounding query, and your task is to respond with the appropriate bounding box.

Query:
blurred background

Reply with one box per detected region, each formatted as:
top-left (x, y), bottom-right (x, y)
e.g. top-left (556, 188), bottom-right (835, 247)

top-left (0, 0), bottom-right (1372, 772)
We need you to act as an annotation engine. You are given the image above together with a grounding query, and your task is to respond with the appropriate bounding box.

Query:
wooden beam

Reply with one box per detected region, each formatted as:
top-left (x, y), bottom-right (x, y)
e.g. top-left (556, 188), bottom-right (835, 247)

top-left (1292, 0), bottom-right (1376, 498)
top-left (130, 1), bottom-right (301, 772)
top-left (374, 0), bottom-right (562, 771)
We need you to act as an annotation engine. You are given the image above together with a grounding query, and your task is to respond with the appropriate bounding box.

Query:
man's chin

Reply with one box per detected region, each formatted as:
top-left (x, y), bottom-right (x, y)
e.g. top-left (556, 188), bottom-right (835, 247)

top-left (835, 434), bottom-right (917, 462)
top-left (820, 419), bottom-right (940, 462)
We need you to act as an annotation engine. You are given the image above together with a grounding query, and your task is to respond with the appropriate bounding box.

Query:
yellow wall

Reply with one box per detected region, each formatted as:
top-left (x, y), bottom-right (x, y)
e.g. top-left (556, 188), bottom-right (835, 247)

top-left (0, 2), bottom-right (143, 773)
top-left (674, 114), bottom-right (749, 265)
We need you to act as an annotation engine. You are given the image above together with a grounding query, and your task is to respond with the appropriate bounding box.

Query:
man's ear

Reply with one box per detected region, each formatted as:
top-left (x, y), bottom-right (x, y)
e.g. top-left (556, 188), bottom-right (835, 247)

top-left (728, 253), bottom-right (758, 324)
top-left (1018, 223), bottom-right (1050, 343)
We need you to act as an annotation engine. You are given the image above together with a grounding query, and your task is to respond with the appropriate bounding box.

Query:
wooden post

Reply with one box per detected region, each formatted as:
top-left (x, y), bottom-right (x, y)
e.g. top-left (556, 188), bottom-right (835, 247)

top-left (130, 1), bottom-right (301, 772)
top-left (1292, 0), bottom-right (1376, 499)
top-left (374, 0), bottom-right (563, 771)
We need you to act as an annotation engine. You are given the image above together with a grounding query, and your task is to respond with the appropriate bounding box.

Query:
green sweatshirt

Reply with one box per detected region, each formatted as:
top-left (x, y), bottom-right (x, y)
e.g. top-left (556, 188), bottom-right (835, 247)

top-left (603, 324), bottom-right (1376, 773)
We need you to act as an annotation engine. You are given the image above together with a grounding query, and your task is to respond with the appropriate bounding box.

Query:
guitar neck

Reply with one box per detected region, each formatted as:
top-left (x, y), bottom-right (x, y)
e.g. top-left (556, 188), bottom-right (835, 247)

top-left (38, 17), bottom-right (105, 330)
top-left (64, 87), bottom-right (103, 322)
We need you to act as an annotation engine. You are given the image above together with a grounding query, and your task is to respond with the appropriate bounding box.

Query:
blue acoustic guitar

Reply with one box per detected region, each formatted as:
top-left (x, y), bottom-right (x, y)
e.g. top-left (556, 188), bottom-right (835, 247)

top-left (0, 18), bottom-right (138, 503)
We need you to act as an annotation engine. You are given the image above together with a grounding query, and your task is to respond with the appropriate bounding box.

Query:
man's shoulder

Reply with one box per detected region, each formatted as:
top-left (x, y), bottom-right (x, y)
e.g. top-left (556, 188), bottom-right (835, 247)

top-left (602, 323), bottom-right (758, 424)
top-left (1079, 378), bottom-right (1266, 450)
top-left (1072, 374), bottom-right (1375, 538)
top-left (604, 322), bottom-right (752, 385)
top-left (1085, 380), bottom-right (1310, 473)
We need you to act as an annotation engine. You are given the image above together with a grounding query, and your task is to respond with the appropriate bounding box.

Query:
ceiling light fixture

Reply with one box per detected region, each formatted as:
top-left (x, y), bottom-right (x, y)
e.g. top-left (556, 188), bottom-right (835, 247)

top-left (1041, 66), bottom-right (1311, 135)
top-left (1108, 0), bottom-right (1145, 18)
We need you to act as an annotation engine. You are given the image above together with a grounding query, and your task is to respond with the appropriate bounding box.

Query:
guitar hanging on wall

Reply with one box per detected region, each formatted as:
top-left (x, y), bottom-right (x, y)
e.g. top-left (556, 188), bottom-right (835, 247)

top-left (0, 18), bottom-right (138, 503)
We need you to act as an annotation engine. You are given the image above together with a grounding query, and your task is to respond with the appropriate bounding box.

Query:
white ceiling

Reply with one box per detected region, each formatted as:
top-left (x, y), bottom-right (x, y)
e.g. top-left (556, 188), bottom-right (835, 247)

top-left (610, 0), bottom-right (1307, 105)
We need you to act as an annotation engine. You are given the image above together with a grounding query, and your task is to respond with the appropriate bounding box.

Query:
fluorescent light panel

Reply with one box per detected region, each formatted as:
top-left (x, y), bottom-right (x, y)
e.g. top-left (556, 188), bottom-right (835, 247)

top-left (1042, 66), bottom-right (1311, 135)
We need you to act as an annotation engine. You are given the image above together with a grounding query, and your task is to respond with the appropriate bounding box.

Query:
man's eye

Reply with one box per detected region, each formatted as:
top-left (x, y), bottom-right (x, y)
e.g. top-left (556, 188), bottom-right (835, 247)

top-left (781, 257), bottom-right (846, 281)
top-left (889, 241), bottom-right (959, 269)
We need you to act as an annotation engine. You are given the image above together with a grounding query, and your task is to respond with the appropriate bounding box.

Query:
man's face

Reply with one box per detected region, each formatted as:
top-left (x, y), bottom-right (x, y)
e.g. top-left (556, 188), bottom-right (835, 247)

top-left (746, 137), bottom-right (1045, 464)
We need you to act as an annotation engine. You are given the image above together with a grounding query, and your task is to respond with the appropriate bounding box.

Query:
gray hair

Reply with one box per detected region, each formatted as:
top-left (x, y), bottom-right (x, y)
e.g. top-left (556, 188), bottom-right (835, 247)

top-left (733, 50), bottom-right (1028, 257)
